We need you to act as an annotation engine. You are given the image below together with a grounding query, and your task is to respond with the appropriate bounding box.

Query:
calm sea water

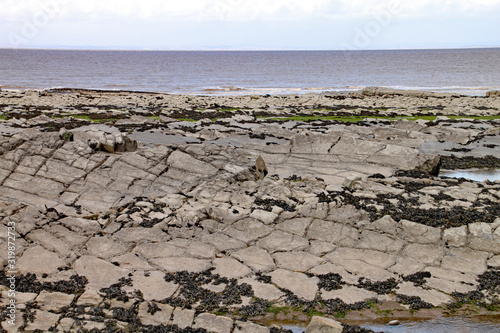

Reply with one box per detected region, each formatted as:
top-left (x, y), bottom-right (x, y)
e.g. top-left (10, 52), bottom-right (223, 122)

top-left (1, 48), bottom-right (500, 95)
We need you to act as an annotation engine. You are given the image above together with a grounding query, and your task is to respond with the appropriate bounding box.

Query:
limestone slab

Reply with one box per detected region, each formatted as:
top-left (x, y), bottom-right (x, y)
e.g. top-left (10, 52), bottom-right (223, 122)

top-left (257, 231), bottom-right (309, 252)
top-left (234, 321), bottom-right (270, 333)
top-left (440, 248), bottom-right (489, 275)
top-left (231, 246), bottom-right (276, 272)
top-left (322, 286), bottom-right (377, 304)
top-left (17, 245), bottom-right (66, 275)
top-left (171, 308), bottom-right (195, 329)
top-left (85, 236), bottom-right (127, 259)
top-left (138, 302), bottom-right (174, 326)
top-left (273, 252), bottom-right (325, 272)
top-left (239, 278), bottom-right (285, 301)
top-left (35, 291), bottom-right (74, 311)
top-left (73, 255), bottom-right (130, 289)
top-left (130, 271), bottom-right (178, 301)
top-left (400, 244), bottom-right (446, 266)
top-left (305, 316), bottom-right (343, 333)
top-left (213, 257), bottom-right (252, 278)
top-left (150, 257), bottom-right (211, 273)
top-left (194, 313), bottom-right (234, 333)
top-left (270, 269), bottom-right (319, 301)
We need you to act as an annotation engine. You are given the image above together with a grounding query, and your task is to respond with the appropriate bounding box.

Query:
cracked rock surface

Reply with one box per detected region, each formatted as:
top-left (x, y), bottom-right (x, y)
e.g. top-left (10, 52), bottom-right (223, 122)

top-left (0, 89), bottom-right (499, 332)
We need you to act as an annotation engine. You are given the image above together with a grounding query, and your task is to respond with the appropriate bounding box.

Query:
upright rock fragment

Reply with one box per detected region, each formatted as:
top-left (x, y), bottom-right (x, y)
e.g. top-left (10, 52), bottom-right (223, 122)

top-left (255, 155), bottom-right (268, 180)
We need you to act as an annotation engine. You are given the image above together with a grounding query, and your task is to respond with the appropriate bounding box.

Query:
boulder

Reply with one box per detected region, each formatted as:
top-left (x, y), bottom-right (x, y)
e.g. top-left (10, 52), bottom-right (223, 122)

top-left (305, 316), bottom-right (343, 333)
top-left (72, 128), bottom-right (137, 153)
top-left (486, 90), bottom-right (500, 97)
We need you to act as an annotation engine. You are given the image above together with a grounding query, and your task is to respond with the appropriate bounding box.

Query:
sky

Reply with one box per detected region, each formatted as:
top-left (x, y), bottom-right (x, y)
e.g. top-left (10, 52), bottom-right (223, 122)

top-left (0, 0), bottom-right (499, 50)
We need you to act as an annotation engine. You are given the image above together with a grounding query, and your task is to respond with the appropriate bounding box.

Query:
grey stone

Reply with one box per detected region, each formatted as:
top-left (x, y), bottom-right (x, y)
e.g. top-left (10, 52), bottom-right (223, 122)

top-left (468, 222), bottom-right (500, 253)
top-left (130, 271), bottom-right (178, 301)
top-left (168, 239), bottom-right (217, 259)
top-left (77, 290), bottom-right (103, 306)
top-left (443, 226), bottom-right (468, 247)
top-left (133, 243), bottom-right (185, 259)
top-left (307, 220), bottom-right (359, 247)
top-left (397, 282), bottom-right (451, 306)
top-left (110, 253), bottom-right (154, 270)
top-left (255, 155), bottom-right (268, 181)
top-left (488, 255), bottom-right (500, 267)
top-left (250, 209), bottom-right (278, 225)
top-left (24, 310), bottom-right (59, 332)
top-left (171, 308), bottom-right (195, 329)
top-left (138, 302), bottom-right (174, 325)
top-left (213, 257), bottom-right (252, 278)
top-left (239, 278), bottom-right (285, 301)
top-left (150, 257), bottom-right (211, 273)
top-left (26, 229), bottom-right (71, 257)
top-left (309, 240), bottom-right (336, 256)
top-left (400, 244), bottom-right (446, 266)
top-left (270, 269), bottom-right (319, 300)
top-left (200, 233), bottom-right (247, 252)
top-left (273, 252), bottom-right (325, 272)
top-left (234, 321), bottom-right (270, 333)
top-left (35, 291), bottom-right (74, 311)
top-left (231, 246), bottom-right (276, 272)
top-left (224, 218), bottom-right (273, 243)
top-left (167, 150), bottom-right (218, 175)
top-left (402, 220), bottom-right (441, 244)
top-left (322, 285), bottom-right (377, 304)
top-left (73, 255), bottom-right (130, 289)
top-left (305, 316), bottom-right (343, 333)
top-left (441, 248), bottom-right (489, 275)
top-left (357, 231), bottom-right (405, 253)
top-left (57, 318), bottom-right (75, 332)
top-left (194, 313), bottom-right (234, 333)
top-left (368, 215), bottom-right (401, 236)
top-left (325, 247), bottom-right (396, 269)
top-left (17, 245), bottom-right (66, 275)
top-left (257, 231), bottom-right (309, 252)
top-left (86, 236), bottom-right (127, 258)
top-left (276, 217), bottom-right (313, 236)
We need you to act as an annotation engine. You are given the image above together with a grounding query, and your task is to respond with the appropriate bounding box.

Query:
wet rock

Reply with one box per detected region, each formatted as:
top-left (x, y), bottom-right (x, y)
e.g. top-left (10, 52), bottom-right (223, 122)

top-left (234, 320), bottom-right (270, 333)
top-left (305, 316), bottom-right (343, 333)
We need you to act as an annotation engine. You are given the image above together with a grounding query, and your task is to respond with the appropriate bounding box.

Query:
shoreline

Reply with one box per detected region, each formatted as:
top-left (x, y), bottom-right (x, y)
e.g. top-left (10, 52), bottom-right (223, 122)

top-left (0, 88), bottom-right (499, 332)
top-left (0, 85), bottom-right (498, 98)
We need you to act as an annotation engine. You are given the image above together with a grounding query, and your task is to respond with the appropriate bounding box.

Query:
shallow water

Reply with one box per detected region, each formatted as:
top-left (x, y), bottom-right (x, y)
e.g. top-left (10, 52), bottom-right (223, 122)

top-left (284, 316), bottom-right (500, 333)
top-left (440, 169), bottom-right (500, 182)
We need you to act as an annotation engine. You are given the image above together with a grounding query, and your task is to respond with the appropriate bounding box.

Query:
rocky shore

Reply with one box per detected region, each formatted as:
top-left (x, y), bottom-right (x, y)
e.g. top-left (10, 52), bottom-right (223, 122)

top-left (0, 87), bottom-right (499, 332)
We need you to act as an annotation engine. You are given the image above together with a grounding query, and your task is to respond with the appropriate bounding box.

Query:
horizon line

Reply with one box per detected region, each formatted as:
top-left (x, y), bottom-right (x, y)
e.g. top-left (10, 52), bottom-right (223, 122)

top-left (1, 46), bottom-right (499, 52)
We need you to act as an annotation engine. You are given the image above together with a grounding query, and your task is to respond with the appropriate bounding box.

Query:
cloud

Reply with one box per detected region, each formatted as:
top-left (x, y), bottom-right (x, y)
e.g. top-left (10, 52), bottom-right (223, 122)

top-left (2, 0), bottom-right (500, 21)
top-left (0, 0), bottom-right (498, 49)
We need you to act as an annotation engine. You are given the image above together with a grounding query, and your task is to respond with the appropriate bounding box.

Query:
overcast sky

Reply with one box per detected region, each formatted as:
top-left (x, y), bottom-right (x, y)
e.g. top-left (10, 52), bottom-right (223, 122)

top-left (1, 0), bottom-right (499, 50)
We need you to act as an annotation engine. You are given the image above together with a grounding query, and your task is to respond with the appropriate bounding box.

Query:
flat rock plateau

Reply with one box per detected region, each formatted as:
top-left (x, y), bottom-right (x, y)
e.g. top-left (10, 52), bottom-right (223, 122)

top-left (0, 87), bottom-right (500, 332)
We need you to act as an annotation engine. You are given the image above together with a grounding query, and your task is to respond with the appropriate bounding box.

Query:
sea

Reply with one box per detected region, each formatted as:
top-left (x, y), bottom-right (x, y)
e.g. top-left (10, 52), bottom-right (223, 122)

top-left (1, 48), bottom-right (500, 96)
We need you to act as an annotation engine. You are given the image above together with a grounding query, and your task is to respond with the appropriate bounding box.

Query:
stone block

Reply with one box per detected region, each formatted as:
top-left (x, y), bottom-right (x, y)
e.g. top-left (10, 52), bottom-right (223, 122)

top-left (194, 313), bottom-right (234, 333)
top-left (305, 316), bottom-right (343, 333)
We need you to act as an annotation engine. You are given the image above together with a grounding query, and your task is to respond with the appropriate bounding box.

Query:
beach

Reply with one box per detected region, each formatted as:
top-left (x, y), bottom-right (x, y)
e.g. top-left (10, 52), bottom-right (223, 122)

top-left (0, 87), bottom-right (500, 332)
